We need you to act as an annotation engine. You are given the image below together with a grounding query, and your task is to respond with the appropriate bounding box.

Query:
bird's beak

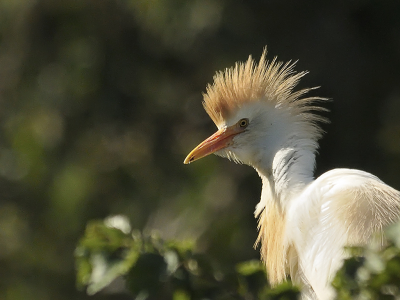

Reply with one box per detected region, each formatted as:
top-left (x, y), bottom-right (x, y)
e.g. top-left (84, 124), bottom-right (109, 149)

top-left (184, 125), bottom-right (243, 164)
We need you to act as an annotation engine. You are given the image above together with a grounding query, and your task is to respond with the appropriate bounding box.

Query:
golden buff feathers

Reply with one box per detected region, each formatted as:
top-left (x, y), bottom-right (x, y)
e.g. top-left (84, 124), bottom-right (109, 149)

top-left (256, 199), bottom-right (288, 285)
top-left (203, 47), bottom-right (328, 127)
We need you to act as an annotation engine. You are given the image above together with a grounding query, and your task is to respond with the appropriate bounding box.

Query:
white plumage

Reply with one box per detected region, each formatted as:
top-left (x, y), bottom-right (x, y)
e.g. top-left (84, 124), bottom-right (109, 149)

top-left (184, 48), bottom-right (400, 299)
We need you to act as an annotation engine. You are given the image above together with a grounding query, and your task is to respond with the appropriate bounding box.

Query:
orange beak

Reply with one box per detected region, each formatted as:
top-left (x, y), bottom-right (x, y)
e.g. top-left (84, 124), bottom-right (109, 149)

top-left (184, 125), bottom-right (244, 164)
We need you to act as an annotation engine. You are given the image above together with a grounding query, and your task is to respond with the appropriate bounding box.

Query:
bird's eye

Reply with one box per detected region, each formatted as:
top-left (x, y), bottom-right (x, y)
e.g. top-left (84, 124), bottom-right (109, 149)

top-left (238, 118), bottom-right (249, 128)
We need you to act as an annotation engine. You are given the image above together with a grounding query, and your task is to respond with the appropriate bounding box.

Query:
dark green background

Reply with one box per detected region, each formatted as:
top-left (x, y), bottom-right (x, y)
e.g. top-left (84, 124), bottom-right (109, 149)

top-left (1, 1), bottom-right (399, 299)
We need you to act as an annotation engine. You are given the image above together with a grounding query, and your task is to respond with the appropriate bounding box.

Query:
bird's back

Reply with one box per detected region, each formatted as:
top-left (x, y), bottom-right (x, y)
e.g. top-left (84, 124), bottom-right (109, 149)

top-left (287, 168), bottom-right (400, 299)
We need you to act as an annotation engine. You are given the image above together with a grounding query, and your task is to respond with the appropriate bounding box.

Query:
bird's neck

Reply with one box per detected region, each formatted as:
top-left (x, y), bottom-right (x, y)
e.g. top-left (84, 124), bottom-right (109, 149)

top-left (254, 140), bottom-right (317, 284)
top-left (255, 139), bottom-right (317, 211)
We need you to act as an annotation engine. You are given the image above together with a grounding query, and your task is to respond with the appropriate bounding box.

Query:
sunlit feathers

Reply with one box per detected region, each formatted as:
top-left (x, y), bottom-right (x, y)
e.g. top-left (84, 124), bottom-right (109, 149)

top-left (203, 47), bottom-right (327, 130)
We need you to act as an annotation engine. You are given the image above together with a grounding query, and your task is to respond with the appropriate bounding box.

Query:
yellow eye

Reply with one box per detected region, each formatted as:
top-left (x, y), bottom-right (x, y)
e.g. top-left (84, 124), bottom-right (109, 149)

top-left (239, 118), bottom-right (249, 128)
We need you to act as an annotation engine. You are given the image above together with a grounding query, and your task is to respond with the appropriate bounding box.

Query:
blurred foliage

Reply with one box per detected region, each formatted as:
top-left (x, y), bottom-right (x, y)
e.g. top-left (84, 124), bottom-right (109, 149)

top-left (76, 215), bottom-right (299, 300)
top-left (76, 218), bottom-right (400, 300)
top-left (333, 222), bottom-right (400, 300)
top-left (0, 1), bottom-right (399, 300)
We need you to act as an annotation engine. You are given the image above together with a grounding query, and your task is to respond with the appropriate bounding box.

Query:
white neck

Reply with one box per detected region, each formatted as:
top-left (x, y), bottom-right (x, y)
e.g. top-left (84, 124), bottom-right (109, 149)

top-left (252, 138), bottom-right (318, 284)
top-left (254, 132), bottom-right (318, 212)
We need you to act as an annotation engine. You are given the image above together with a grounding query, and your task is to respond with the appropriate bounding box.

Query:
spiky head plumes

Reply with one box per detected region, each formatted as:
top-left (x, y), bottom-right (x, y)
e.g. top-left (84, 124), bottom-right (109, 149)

top-left (203, 48), bottom-right (328, 131)
top-left (190, 48), bottom-right (328, 171)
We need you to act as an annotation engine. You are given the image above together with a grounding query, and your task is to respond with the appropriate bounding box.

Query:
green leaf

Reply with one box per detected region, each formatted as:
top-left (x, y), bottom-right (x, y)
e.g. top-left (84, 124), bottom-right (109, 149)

top-left (75, 216), bottom-right (140, 294)
top-left (173, 290), bottom-right (191, 300)
top-left (236, 259), bottom-right (264, 276)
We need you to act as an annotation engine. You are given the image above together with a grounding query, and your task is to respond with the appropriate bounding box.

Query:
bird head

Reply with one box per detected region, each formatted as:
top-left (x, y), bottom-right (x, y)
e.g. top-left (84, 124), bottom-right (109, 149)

top-left (184, 48), bottom-right (327, 169)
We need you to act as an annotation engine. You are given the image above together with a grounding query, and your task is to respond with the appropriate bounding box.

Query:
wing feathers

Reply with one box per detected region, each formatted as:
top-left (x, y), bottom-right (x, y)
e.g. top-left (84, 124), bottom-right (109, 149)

top-left (317, 169), bottom-right (400, 245)
top-left (289, 168), bottom-right (400, 299)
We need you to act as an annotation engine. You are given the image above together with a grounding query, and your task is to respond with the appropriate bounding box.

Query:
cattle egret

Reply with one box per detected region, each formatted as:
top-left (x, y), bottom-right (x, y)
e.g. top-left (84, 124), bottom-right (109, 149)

top-left (183, 48), bottom-right (400, 299)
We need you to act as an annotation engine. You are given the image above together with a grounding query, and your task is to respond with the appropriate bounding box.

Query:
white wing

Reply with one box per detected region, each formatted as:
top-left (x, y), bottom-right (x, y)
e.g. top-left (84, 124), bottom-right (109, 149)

top-left (287, 168), bottom-right (400, 299)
